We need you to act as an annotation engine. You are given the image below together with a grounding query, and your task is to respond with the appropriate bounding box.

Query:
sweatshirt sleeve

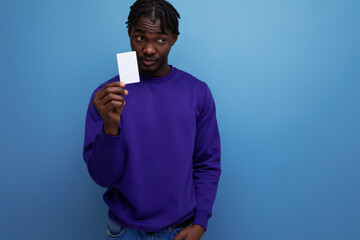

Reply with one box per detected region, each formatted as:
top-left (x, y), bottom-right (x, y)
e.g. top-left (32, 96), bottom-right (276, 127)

top-left (192, 84), bottom-right (221, 231)
top-left (82, 89), bottom-right (126, 188)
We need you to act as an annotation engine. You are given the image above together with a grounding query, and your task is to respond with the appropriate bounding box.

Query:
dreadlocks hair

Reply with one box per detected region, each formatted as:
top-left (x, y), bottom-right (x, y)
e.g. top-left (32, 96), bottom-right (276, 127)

top-left (126, 0), bottom-right (180, 35)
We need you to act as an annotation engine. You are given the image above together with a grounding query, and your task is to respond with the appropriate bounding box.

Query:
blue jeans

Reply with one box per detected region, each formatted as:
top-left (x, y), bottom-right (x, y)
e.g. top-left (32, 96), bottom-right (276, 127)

top-left (107, 219), bottom-right (186, 240)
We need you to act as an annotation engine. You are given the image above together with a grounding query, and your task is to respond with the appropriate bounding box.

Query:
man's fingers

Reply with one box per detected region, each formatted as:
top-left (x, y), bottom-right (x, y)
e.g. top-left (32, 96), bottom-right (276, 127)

top-left (105, 81), bottom-right (126, 88)
top-left (172, 230), bottom-right (186, 240)
top-left (95, 82), bottom-right (128, 100)
top-left (97, 101), bottom-right (123, 121)
top-left (105, 111), bottom-right (121, 124)
top-left (173, 225), bottom-right (204, 240)
top-left (96, 86), bottom-right (126, 100)
top-left (99, 93), bottom-right (124, 106)
top-left (93, 93), bottom-right (124, 110)
top-left (101, 100), bottom-right (124, 113)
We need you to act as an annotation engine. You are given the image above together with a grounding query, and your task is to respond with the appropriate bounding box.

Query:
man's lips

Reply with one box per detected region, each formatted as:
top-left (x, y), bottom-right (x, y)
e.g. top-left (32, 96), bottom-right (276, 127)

top-left (140, 57), bottom-right (157, 66)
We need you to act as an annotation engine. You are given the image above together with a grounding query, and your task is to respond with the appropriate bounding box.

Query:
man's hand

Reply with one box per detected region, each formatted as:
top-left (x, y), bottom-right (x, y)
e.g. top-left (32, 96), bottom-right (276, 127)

top-left (172, 224), bottom-right (205, 240)
top-left (92, 81), bottom-right (128, 135)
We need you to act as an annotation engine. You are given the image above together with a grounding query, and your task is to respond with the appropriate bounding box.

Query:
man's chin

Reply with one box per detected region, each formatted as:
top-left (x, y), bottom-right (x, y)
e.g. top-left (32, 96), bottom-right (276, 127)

top-left (138, 60), bottom-right (169, 77)
top-left (139, 64), bottom-right (159, 74)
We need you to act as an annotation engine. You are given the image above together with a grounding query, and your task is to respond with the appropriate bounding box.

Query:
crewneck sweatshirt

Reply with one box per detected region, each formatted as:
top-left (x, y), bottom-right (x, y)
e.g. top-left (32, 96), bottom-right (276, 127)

top-left (83, 67), bottom-right (221, 232)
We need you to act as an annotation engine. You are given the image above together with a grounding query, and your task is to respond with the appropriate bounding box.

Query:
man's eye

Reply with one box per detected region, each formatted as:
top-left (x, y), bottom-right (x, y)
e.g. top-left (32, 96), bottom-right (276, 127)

top-left (136, 36), bottom-right (143, 41)
top-left (158, 38), bottom-right (166, 43)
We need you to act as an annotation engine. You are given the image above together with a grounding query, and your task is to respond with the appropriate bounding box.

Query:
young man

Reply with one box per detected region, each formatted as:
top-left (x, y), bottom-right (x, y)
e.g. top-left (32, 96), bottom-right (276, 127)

top-left (83, 0), bottom-right (221, 239)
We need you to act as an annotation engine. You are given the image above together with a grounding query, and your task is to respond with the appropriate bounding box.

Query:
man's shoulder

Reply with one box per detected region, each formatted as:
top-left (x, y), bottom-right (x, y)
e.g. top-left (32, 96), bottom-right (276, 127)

top-left (173, 67), bottom-right (208, 89)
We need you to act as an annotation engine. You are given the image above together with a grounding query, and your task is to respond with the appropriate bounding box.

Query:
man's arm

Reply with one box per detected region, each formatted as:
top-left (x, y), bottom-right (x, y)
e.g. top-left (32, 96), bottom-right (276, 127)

top-left (83, 81), bottom-right (128, 187)
top-left (173, 83), bottom-right (221, 240)
top-left (191, 83), bottom-right (221, 231)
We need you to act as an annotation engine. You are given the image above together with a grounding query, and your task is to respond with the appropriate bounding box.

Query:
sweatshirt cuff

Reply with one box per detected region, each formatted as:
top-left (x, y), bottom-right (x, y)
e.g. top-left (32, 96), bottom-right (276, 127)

top-left (193, 210), bottom-right (210, 232)
top-left (96, 128), bottom-right (122, 152)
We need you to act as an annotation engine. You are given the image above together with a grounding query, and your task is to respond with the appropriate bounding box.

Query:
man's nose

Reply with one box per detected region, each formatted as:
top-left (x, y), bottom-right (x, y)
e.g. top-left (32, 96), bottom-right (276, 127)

top-left (143, 43), bottom-right (155, 55)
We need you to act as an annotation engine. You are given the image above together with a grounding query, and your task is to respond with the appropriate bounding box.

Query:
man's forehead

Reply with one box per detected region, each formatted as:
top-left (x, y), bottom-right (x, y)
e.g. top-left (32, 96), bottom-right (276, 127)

top-left (133, 16), bottom-right (170, 35)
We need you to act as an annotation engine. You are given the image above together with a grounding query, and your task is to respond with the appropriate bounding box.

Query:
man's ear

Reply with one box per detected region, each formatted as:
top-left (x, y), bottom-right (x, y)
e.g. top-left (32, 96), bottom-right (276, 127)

top-left (171, 34), bottom-right (178, 46)
top-left (128, 28), bottom-right (132, 38)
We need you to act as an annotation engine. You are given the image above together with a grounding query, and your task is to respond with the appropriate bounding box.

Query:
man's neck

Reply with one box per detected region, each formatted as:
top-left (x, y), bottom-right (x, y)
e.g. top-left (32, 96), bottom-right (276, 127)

top-left (140, 65), bottom-right (171, 78)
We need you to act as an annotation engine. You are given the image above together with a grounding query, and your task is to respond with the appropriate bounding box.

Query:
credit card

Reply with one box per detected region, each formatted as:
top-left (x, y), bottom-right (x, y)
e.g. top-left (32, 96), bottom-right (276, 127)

top-left (116, 51), bottom-right (140, 84)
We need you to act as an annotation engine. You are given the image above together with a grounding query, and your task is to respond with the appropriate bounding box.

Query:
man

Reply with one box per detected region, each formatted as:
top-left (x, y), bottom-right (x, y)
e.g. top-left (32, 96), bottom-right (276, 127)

top-left (83, 0), bottom-right (221, 239)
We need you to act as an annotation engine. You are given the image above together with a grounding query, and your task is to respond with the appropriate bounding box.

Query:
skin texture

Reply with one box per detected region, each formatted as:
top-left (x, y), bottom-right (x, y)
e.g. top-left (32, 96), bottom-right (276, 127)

top-left (94, 14), bottom-right (205, 239)
top-left (128, 16), bottom-right (178, 77)
top-left (92, 81), bottom-right (128, 135)
top-left (173, 224), bottom-right (205, 240)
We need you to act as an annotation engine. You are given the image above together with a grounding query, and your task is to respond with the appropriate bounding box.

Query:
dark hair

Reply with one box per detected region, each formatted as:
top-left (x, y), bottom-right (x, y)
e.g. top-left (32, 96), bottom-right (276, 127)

top-left (126, 0), bottom-right (180, 35)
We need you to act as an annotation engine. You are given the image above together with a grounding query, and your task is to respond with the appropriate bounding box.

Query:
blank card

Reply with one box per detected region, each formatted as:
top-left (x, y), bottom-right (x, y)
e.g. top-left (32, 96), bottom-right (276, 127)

top-left (116, 51), bottom-right (140, 84)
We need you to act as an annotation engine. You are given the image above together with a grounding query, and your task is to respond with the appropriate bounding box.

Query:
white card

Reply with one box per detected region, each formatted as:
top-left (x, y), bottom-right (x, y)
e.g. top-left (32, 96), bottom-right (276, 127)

top-left (116, 51), bottom-right (140, 84)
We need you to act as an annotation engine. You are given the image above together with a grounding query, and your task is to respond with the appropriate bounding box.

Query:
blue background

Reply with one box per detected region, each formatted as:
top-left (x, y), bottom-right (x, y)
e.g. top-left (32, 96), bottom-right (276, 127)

top-left (1, 0), bottom-right (359, 239)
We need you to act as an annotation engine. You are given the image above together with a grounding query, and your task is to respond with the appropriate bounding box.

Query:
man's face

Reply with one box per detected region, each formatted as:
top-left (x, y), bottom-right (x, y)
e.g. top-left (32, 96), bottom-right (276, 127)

top-left (128, 16), bottom-right (178, 77)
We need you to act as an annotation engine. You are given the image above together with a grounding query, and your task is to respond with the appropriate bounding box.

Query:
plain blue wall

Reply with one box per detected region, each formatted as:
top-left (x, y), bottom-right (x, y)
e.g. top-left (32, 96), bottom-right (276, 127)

top-left (1, 0), bottom-right (359, 239)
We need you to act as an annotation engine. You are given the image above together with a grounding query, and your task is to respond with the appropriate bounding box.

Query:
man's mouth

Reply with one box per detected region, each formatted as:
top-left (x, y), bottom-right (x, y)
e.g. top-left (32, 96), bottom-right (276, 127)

top-left (140, 57), bottom-right (157, 66)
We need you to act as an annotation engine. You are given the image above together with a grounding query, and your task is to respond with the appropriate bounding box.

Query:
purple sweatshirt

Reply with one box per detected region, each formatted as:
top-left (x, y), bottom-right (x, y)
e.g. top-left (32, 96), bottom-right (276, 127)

top-left (83, 67), bottom-right (221, 232)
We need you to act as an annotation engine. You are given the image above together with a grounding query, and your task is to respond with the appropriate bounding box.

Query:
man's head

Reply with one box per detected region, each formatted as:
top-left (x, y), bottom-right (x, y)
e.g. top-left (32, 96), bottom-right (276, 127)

top-left (126, 0), bottom-right (180, 77)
